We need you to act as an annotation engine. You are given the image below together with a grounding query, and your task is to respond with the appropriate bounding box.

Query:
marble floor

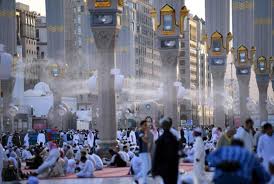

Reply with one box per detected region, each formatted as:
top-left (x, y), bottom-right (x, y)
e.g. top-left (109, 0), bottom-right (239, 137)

top-left (3, 177), bottom-right (147, 184)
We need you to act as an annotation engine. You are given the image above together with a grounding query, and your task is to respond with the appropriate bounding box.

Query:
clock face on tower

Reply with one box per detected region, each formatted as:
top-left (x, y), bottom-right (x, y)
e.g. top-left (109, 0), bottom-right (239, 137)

top-left (211, 58), bottom-right (225, 65)
top-left (92, 13), bottom-right (114, 26)
top-left (161, 39), bottom-right (177, 49)
top-left (237, 68), bottom-right (250, 75)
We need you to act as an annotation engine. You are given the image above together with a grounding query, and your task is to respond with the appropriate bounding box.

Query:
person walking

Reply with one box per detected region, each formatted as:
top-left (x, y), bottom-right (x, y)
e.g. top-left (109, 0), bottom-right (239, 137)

top-left (138, 120), bottom-right (150, 184)
top-left (234, 118), bottom-right (255, 152)
top-left (216, 126), bottom-right (236, 149)
top-left (257, 123), bottom-right (274, 172)
top-left (152, 117), bottom-right (179, 184)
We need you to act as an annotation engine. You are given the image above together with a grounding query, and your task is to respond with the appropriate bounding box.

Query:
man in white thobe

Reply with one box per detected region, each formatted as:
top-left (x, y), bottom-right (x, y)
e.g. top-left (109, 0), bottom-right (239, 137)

top-left (76, 156), bottom-right (95, 178)
top-left (129, 129), bottom-right (137, 145)
top-left (36, 142), bottom-right (60, 176)
top-left (73, 133), bottom-right (80, 145)
top-left (87, 131), bottom-right (94, 149)
top-left (131, 154), bottom-right (142, 183)
top-left (234, 118), bottom-right (255, 152)
top-left (0, 138), bottom-right (4, 183)
top-left (37, 131), bottom-right (46, 146)
top-left (91, 153), bottom-right (103, 170)
top-left (193, 128), bottom-right (206, 183)
top-left (24, 132), bottom-right (30, 147)
top-left (257, 123), bottom-right (274, 171)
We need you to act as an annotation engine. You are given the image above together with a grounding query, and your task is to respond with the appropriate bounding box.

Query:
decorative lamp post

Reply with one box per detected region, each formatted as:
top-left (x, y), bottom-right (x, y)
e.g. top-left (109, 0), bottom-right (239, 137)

top-left (204, 31), bottom-right (233, 128)
top-left (89, 0), bottom-right (123, 154)
top-left (255, 56), bottom-right (271, 122)
top-left (151, 3), bottom-right (188, 125)
top-left (232, 45), bottom-right (256, 125)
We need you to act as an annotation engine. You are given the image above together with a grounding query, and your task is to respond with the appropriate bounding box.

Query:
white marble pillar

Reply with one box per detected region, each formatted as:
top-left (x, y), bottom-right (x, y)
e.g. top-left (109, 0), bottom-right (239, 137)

top-left (257, 79), bottom-right (269, 122)
top-left (92, 29), bottom-right (118, 153)
top-left (160, 51), bottom-right (178, 125)
top-left (212, 70), bottom-right (226, 129)
top-left (237, 75), bottom-right (251, 125)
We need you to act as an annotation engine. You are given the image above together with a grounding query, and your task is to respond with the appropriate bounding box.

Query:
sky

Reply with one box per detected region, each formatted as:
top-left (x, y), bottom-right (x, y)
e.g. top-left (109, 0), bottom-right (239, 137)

top-left (16, 0), bottom-right (205, 19)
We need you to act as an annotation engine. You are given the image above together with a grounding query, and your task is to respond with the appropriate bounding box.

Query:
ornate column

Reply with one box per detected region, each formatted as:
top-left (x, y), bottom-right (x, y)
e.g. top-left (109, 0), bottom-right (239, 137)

top-left (255, 56), bottom-right (271, 122)
top-left (151, 4), bottom-right (188, 125)
top-left (233, 46), bottom-right (256, 125)
top-left (89, 0), bottom-right (123, 154)
top-left (160, 51), bottom-right (178, 124)
top-left (93, 29), bottom-right (117, 150)
top-left (204, 32), bottom-right (233, 129)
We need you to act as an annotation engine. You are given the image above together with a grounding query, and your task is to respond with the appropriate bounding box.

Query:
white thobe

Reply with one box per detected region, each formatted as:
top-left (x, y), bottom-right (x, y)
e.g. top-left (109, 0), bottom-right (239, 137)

top-left (36, 148), bottom-right (60, 174)
top-left (131, 155), bottom-right (142, 181)
top-left (257, 134), bottom-right (274, 170)
top-left (66, 159), bottom-right (76, 174)
top-left (24, 133), bottom-right (30, 147)
top-left (119, 151), bottom-right (130, 163)
top-left (22, 149), bottom-right (33, 160)
top-left (87, 132), bottom-right (94, 149)
top-left (73, 134), bottom-right (80, 145)
top-left (193, 136), bottom-right (205, 182)
top-left (117, 130), bottom-right (122, 140)
top-left (7, 135), bottom-right (13, 146)
top-left (234, 127), bottom-right (254, 152)
top-left (37, 133), bottom-right (46, 145)
top-left (76, 160), bottom-right (94, 178)
top-left (129, 131), bottom-right (137, 145)
top-left (0, 143), bottom-right (4, 183)
top-left (91, 154), bottom-right (103, 170)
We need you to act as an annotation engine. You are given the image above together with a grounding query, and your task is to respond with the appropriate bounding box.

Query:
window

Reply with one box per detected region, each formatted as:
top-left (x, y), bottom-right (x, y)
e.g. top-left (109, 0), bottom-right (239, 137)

top-left (36, 29), bottom-right (39, 39)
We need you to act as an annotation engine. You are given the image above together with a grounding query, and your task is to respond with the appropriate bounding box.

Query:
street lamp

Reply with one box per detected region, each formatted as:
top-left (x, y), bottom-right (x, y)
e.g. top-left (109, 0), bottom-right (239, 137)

top-left (255, 56), bottom-right (272, 122)
top-left (232, 45), bottom-right (256, 125)
top-left (89, 0), bottom-right (123, 154)
top-left (204, 31), bottom-right (233, 128)
top-left (151, 3), bottom-right (189, 126)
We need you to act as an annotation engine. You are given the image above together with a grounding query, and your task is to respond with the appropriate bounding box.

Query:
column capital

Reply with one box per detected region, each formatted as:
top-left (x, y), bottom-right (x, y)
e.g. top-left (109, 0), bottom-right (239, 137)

top-left (92, 28), bottom-right (118, 50)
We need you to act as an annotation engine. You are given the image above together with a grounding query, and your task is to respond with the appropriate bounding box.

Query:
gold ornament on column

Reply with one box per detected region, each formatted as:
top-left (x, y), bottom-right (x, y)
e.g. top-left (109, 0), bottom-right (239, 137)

top-left (180, 6), bottom-right (189, 34)
top-left (255, 56), bottom-right (268, 74)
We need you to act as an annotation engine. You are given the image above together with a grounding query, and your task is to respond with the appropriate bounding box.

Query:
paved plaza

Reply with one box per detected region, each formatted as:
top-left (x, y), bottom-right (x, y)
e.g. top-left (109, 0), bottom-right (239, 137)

top-left (4, 177), bottom-right (138, 184)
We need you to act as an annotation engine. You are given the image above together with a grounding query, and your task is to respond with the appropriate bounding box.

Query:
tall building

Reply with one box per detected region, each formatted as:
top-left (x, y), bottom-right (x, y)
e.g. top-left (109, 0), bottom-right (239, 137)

top-left (179, 14), bottom-right (213, 125)
top-left (36, 16), bottom-right (47, 60)
top-left (0, 0), bottom-right (16, 130)
top-left (16, 2), bottom-right (38, 89)
top-left (0, 0), bottom-right (16, 55)
top-left (117, 0), bottom-right (161, 91)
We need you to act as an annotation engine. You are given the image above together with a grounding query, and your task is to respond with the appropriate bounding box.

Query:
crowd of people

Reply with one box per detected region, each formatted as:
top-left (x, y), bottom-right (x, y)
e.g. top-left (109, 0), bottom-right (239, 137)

top-left (0, 117), bottom-right (274, 184)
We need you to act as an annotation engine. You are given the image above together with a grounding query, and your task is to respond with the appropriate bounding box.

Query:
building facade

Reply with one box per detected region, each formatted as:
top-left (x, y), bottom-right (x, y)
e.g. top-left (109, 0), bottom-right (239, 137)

top-left (36, 16), bottom-right (47, 60)
top-left (16, 2), bottom-right (38, 89)
top-left (179, 14), bottom-right (213, 125)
